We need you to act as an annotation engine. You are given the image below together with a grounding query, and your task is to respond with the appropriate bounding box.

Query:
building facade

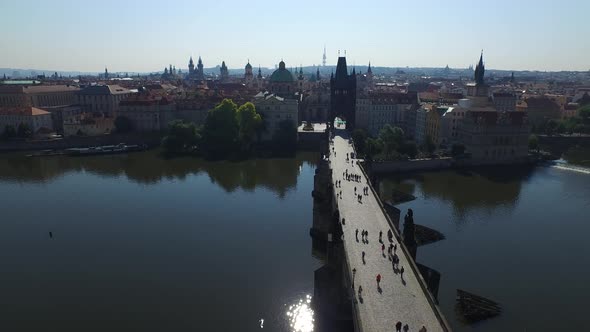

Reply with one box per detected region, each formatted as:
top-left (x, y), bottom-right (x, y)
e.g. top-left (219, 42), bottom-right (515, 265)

top-left (253, 92), bottom-right (298, 141)
top-left (0, 85), bottom-right (79, 108)
top-left (458, 111), bottom-right (530, 164)
top-left (355, 91), bottom-right (419, 137)
top-left (0, 106), bottom-right (54, 135)
top-left (77, 85), bottom-right (133, 115)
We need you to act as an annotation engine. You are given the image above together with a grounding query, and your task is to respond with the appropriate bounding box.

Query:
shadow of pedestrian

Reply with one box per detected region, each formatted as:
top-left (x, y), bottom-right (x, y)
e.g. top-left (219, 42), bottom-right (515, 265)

top-left (378, 285), bottom-right (382, 294)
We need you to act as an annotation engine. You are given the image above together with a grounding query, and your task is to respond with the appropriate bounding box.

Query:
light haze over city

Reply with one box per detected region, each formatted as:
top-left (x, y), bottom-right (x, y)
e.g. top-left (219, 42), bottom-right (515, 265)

top-left (1, 0), bottom-right (589, 72)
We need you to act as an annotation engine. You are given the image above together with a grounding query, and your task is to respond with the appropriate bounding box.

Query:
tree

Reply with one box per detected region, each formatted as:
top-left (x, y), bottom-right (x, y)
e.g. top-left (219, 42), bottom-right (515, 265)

top-left (272, 120), bottom-right (297, 152)
top-left (114, 116), bottom-right (134, 133)
top-left (236, 102), bottom-right (262, 151)
top-left (579, 105), bottom-right (590, 123)
top-left (399, 141), bottom-right (418, 159)
top-left (202, 99), bottom-right (239, 156)
top-left (556, 122), bottom-right (566, 134)
top-left (17, 122), bottom-right (32, 138)
top-left (365, 137), bottom-right (383, 161)
top-left (2, 125), bottom-right (16, 139)
top-left (528, 134), bottom-right (539, 152)
top-left (161, 120), bottom-right (201, 154)
top-left (422, 135), bottom-right (436, 155)
top-left (378, 125), bottom-right (404, 157)
top-left (451, 143), bottom-right (466, 157)
top-left (545, 119), bottom-right (559, 135)
top-left (573, 124), bottom-right (587, 134)
top-left (352, 128), bottom-right (368, 155)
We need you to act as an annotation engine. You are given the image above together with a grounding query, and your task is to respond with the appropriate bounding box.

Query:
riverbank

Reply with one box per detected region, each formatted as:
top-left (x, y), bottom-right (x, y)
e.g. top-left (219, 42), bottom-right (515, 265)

top-left (0, 133), bottom-right (162, 153)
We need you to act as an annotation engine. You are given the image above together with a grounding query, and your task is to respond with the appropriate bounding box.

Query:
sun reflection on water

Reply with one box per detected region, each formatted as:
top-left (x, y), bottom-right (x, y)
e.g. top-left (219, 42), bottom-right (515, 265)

top-left (286, 294), bottom-right (314, 332)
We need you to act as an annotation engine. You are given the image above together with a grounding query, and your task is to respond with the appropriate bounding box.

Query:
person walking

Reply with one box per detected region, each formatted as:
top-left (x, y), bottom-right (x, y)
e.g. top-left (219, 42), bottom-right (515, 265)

top-left (355, 229), bottom-right (359, 241)
top-left (358, 285), bottom-right (363, 297)
top-left (400, 266), bottom-right (405, 278)
top-left (395, 321), bottom-right (402, 332)
top-left (379, 231), bottom-right (382, 242)
top-left (419, 326), bottom-right (427, 332)
top-left (376, 274), bottom-right (381, 286)
top-left (362, 251), bottom-right (366, 264)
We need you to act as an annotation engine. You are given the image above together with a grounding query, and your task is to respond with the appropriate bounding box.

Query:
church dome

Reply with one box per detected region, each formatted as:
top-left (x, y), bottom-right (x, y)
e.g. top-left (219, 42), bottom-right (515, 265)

top-left (245, 62), bottom-right (252, 69)
top-left (269, 60), bottom-right (295, 83)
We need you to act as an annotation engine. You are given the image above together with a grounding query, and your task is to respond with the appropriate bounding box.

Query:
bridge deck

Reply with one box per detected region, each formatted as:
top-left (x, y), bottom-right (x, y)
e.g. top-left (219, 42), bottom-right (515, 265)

top-left (330, 128), bottom-right (447, 332)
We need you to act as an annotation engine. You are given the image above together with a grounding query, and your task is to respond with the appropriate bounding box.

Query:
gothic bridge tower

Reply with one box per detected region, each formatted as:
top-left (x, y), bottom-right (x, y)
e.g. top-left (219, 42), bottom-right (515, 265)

top-left (330, 56), bottom-right (356, 129)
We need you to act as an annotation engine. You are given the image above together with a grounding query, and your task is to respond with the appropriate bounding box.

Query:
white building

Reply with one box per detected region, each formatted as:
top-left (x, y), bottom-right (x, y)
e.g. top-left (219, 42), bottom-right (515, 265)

top-left (0, 106), bottom-right (53, 136)
top-left (355, 92), bottom-right (419, 136)
top-left (253, 92), bottom-right (298, 141)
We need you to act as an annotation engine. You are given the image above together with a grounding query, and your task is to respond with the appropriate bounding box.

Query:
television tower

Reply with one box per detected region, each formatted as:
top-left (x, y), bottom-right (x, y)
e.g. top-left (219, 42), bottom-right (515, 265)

top-left (322, 45), bottom-right (327, 67)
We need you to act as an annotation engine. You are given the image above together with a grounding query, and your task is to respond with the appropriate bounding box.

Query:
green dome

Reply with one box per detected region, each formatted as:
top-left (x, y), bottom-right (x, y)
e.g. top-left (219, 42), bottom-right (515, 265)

top-left (269, 60), bottom-right (295, 83)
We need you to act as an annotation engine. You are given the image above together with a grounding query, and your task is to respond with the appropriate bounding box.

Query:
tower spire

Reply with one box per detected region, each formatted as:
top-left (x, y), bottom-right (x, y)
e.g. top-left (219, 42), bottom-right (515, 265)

top-left (322, 45), bottom-right (327, 67)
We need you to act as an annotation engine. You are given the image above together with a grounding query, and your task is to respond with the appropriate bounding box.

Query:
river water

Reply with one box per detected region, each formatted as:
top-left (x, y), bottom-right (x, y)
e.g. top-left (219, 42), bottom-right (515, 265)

top-left (378, 162), bottom-right (590, 331)
top-left (0, 151), bottom-right (321, 332)
top-left (1, 150), bottom-right (589, 331)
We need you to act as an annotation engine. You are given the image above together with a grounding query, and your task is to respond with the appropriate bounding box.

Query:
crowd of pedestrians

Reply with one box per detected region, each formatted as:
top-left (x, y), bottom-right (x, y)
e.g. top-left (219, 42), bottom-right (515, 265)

top-left (329, 131), bottom-right (430, 332)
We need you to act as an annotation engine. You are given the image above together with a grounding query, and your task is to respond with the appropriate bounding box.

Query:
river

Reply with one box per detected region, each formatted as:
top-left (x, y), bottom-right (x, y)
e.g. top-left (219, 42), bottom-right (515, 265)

top-left (2, 150), bottom-right (589, 331)
top-left (378, 162), bottom-right (590, 331)
top-left (0, 150), bottom-right (321, 332)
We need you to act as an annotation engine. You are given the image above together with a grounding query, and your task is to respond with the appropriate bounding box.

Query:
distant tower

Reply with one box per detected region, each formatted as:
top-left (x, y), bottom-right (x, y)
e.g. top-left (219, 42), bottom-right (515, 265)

top-left (316, 67), bottom-right (320, 81)
top-left (474, 51), bottom-right (485, 85)
top-left (510, 71), bottom-right (515, 83)
top-left (188, 56), bottom-right (195, 75)
top-left (104, 67), bottom-right (109, 79)
top-left (245, 59), bottom-right (253, 86)
top-left (220, 61), bottom-right (229, 80)
top-left (169, 64), bottom-right (173, 76)
top-left (367, 61), bottom-right (374, 86)
top-left (322, 45), bottom-right (327, 67)
top-left (197, 56), bottom-right (204, 80)
top-left (330, 55), bottom-right (357, 129)
top-left (258, 66), bottom-right (263, 79)
top-left (467, 51), bottom-right (489, 97)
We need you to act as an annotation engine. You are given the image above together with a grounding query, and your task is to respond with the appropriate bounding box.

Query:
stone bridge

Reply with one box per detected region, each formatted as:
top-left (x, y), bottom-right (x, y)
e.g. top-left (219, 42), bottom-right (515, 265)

top-left (311, 127), bottom-right (450, 332)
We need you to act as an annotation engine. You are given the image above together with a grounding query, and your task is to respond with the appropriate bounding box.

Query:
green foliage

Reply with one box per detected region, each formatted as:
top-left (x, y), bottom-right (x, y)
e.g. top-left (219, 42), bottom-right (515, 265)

top-left (236, 102), bottom-right (262, 150)
top-left (545, 119), bottom-right (559, 135)
top-left (2, 125), bottom-right (16, 139)
top-left (422, 135), bottom-right (436, 154)
top-left (202, 99), bottom-right (239, 157)
top-left (365, 137), bottom-right (383, 161)
top-left (114, 116), bottom-right (134, 133)
top-left (352, 128), bottom-right (368, 155)
top-left (399, 141), bottom-right (418, 159)
top-left (272, 120), bottom-right (297, 152)
top-left (451, 143), bottom-right (466, 157)
top-left (17, 122), bottom-right (32, 138)
top-left (161, 120), bottom-right (201, 154)
top-left (378, 125), bottom-right (404, 157)
top-left (528, 134), bottom-right (539, 151)
top-left (579, 105), bottom-right (590, 121)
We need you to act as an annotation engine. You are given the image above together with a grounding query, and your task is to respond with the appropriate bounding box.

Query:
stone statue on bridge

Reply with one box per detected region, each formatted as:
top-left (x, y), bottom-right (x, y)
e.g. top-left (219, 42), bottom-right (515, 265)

top-left (403, 209), bottom-right (418, 260)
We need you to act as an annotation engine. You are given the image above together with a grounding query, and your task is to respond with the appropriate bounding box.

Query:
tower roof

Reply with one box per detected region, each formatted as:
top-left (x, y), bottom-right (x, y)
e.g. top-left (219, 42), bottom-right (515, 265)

top-left (270, 60), bottom-right (294, 83)
top-left (335, 56), bottom-right (348, 81)
top-left (474, 51), bottom-right (485, 85)
top-left (245, 60), bottom-right (252, 69)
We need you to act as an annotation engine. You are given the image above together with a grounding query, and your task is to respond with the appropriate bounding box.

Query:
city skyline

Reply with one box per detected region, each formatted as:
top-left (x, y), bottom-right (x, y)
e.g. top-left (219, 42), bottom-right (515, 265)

top-left (1, 0), bottom-right (589, 72)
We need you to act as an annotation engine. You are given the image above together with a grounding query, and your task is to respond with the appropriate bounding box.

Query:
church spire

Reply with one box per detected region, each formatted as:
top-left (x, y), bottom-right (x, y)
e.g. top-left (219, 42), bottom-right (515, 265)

top-left (474, 50), bottom-right (485, 85)
top-left (367, 61), bottom-right (372, 74)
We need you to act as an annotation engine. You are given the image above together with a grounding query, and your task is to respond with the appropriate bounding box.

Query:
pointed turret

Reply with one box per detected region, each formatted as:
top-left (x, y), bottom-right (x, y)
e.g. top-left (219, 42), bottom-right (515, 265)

top-left (188, 56), bottom-right (195, 75)
top-left (316, 67), bottom-right (320, 80)
top-left (258, 66), bottom-right (262, 79)
top-left (474, 50), bottom-right (485, 85)
top-left (367, 62), bottom-right (372, 74)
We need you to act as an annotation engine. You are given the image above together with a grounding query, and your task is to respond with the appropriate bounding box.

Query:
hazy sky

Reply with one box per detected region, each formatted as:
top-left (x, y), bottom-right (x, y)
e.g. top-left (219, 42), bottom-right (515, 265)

top-left (1, 0), bottom-right (588, 72)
